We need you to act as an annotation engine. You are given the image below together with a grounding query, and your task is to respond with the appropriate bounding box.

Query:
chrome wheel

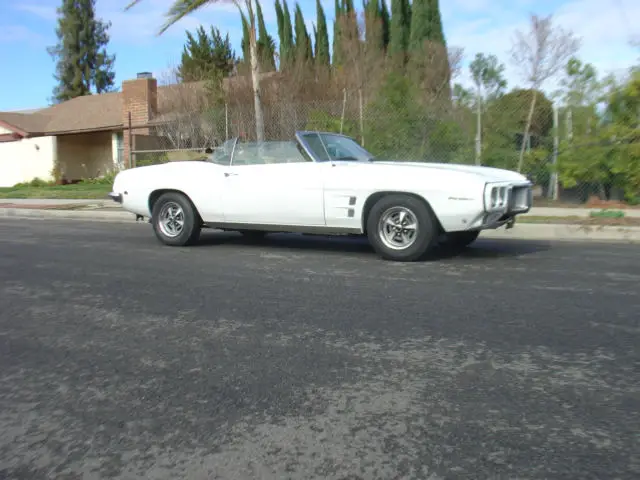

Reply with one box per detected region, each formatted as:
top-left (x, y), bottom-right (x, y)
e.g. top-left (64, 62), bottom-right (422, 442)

top-left (158, 201), bottom-right (185, 238)
top-left (378, 206), bottom-right (419, 250)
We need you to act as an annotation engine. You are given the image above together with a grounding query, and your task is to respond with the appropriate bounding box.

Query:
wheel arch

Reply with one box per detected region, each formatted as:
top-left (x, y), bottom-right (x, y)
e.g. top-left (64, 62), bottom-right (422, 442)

top-left (148, 189), bottom-right (203, 224)
top-left (361, 191), bottom-right (445, 235)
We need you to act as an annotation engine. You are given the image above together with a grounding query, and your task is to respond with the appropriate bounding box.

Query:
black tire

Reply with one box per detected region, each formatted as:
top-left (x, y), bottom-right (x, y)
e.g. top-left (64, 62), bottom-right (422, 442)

top-left (441, 230), bottom-right (480, 249)
top-left (366, 194), bottom-right (439, 262)
top-left (151, 192), bottom-right (201, 246)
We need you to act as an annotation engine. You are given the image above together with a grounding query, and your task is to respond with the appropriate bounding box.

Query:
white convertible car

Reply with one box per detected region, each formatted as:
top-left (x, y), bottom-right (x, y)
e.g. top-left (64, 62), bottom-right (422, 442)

top-left (109, 131), bottom-right (532, 261)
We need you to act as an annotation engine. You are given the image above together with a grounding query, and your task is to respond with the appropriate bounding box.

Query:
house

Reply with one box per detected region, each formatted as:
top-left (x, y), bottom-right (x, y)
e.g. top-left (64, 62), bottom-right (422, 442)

top-left (0, 72), bottom-right (214, 188)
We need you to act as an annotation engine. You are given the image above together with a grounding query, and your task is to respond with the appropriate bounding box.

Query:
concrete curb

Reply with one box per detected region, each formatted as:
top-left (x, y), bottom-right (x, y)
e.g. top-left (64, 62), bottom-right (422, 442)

top-left (481, 223), bottom-right (640, 243)
top-left (0, 208), bottom-right (141, 223)
top-left (2, 208), bottom-right (640, 243)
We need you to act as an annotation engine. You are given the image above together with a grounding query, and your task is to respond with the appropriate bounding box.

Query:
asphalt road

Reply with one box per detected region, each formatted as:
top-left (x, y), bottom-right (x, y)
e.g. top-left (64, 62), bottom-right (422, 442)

top-left (1, 218), bottom-right (639, 480)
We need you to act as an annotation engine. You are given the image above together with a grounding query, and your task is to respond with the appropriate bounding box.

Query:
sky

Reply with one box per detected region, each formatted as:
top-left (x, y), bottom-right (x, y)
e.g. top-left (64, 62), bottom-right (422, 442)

top-left (0, 0), bottom-right (638, 112)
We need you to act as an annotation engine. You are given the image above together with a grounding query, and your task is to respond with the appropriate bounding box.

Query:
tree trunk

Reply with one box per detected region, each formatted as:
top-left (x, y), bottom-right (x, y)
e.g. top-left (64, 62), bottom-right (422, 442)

top-left (475, 86), bottom-right (482, 165)
top-left (249, 20), bottom-right (265, 142)
top-left (517, 89), bottom-right (538, 173)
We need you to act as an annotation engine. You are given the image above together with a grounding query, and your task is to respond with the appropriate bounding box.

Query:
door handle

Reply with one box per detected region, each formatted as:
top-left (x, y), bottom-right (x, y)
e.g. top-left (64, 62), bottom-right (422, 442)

top-left (224, 172), bottom-right (238, 177)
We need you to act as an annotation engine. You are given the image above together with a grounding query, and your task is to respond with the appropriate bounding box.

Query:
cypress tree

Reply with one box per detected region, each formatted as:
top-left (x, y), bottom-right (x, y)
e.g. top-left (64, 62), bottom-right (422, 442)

top-left (256, 0), bottom-right (276, 71)
top-left (388, 0), bottom-right (411, 63)
top-left (380, 0), bottom-right (390, 50)
top-left (240, 11), bottom-right (250, 64)
top-left (408, 0), bottom-right (451, 100)
top-left (48, 0), bottom-right (116, 102)
top-left (332, 0), bottom-right (343, 67)
top-left (315, 0), bottom-right (330, 68)
top-left (364, 0), bottom-right (383, 52)
top-left (293, 3), bottom-right (312, 64)
top-left (408, 0), bottom-right (429, 54)
top-left (282, 0), bottom-right (295, 67)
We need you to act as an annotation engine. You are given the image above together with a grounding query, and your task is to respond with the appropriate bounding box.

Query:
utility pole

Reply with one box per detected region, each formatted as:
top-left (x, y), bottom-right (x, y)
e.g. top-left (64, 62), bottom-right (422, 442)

top-left (475, 90), bottom-right (482, 165)
top-left (550, 104), bottom-right (559, 200)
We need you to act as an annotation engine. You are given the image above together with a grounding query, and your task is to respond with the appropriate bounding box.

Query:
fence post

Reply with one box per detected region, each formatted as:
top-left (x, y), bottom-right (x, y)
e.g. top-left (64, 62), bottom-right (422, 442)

top-left (358, 88), bottom-right (364, 146)
top-left (340, 88), bottom-right (346, 135)
top-left (225, 103), bottom-right (229, 140)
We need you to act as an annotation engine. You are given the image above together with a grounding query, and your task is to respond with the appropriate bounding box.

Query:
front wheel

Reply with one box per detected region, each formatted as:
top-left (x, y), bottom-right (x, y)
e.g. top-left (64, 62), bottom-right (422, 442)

top-left (151, 192), bottom-right (201, 246)
top-left (366, 194), bottom-right (439, 262)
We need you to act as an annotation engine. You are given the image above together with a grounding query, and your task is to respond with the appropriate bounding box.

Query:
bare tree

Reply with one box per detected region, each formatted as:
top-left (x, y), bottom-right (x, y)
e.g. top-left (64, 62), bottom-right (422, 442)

top-left (510, 14), bottom-right (580, 172)
top-left (156, 68), bottom-right (224, 151)
top-left (124, 0), bottom-right (265, 142)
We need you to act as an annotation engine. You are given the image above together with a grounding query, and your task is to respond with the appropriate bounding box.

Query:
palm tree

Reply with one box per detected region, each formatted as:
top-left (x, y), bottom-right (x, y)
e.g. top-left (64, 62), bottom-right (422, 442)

top-left (125, 0), bottom-right (265, 142)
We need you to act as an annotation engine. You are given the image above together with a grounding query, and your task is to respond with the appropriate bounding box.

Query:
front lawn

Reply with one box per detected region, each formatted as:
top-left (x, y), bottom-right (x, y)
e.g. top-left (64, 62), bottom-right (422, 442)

top-left (0, 183), bottom-right (111, 199)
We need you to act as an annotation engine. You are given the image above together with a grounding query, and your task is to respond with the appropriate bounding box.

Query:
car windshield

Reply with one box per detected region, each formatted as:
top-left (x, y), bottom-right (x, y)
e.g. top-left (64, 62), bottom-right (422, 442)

top-left (208, 138), bottom-right (237, 165)
top-left (301, 132), bottom-right (375, 162)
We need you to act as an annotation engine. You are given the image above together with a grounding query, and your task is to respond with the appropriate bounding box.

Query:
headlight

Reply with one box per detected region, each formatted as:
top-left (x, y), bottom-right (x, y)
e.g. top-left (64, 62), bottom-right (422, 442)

top-left (484, 183), bottom-right (510, 211)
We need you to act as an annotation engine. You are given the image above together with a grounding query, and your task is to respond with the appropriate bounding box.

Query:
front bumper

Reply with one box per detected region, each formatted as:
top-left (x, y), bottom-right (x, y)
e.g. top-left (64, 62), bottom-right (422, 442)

top-left (107, 192), bottom-right (122, 204)
top-left (472, 182), bottom-right (533, 230)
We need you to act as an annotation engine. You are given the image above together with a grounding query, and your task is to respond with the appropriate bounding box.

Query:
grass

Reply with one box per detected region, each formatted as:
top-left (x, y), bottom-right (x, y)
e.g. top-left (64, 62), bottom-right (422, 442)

top-left (519, 215), bottom-right (640, 227)
top-left (0, 183), bottom-right (111, 199)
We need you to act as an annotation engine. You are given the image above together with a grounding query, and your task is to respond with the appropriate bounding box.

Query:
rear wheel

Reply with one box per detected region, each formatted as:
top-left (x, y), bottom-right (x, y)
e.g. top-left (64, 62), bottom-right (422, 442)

top-left (441, 230), bottom-right (480, 249)
top-left (151, 192), bottom-right (201, 246)
top-left (366, 194), bottom-right (439, 262)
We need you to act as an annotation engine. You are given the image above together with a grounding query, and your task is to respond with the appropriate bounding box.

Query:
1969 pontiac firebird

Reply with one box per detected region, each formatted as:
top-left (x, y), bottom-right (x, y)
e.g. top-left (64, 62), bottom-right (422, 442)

top-left (109, 130), bottom-right (532, 262)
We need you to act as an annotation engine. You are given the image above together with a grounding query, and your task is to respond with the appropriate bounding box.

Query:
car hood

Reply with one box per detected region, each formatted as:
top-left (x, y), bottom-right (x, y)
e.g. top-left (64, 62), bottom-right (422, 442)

top-left (372, 161), bottom-right (530, 183)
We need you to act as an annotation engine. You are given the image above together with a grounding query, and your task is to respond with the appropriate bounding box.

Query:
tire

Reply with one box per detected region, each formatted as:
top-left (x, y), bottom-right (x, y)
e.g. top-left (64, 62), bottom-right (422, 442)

top-left (441, 230), bottom-right (480, 249)
top-left (366, 194), bottom-right (439, 262)
top-left (151, 192), bottom-right (201, 246)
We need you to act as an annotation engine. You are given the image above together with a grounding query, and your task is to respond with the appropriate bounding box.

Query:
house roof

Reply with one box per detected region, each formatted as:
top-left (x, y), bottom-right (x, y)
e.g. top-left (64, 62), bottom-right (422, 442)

top-left (0, 72), bottom-right (281, 137)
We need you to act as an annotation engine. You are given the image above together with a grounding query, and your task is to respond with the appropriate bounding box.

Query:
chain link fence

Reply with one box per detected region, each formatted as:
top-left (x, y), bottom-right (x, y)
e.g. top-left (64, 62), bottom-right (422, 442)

top-left (126, 85), bottom-right (639, 207)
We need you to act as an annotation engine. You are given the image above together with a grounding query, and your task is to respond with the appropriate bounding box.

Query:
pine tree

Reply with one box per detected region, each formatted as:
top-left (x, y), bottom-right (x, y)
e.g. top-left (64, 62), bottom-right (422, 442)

top-left (315, 0), bottom-right (330, 68)
top-left (177, 25), bottom-right (236, 82)
top-left (48, 0), bottom-right (116, 103)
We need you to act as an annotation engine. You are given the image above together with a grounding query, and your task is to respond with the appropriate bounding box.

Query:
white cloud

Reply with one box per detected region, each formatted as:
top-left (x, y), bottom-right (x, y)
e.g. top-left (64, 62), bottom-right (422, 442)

top-left (0, 24), bottom-right (49, 46)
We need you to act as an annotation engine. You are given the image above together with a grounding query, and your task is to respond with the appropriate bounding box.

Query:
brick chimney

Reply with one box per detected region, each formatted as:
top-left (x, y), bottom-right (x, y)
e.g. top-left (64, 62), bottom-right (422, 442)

top-left (122, 72), bottom-right (158, 168)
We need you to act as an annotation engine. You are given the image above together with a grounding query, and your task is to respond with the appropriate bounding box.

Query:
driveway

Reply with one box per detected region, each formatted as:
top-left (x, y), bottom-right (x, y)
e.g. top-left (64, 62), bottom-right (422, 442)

top-left (0, 218), bottom-right (638, 479)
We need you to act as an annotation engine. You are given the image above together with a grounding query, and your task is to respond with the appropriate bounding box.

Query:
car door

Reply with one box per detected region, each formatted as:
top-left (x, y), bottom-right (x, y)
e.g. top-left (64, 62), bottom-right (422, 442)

top-left (220, 140), bottom-right (326, 226)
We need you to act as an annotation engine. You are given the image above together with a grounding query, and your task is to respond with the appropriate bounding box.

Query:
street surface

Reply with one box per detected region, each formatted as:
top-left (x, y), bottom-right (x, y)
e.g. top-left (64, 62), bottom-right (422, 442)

top-left (0, 218), bottom-right (638, 479)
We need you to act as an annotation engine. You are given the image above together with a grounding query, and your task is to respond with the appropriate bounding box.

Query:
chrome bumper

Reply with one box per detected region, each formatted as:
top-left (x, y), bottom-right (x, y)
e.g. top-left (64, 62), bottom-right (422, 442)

top-left (107, 192), bottom-right (122, 204)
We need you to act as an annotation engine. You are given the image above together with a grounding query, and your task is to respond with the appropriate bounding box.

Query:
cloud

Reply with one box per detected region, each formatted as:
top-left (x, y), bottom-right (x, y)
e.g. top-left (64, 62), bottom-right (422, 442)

top-left (0, 24), bottom-right (50, 46)
top-left (13, 0), bottom-right (244, 45)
